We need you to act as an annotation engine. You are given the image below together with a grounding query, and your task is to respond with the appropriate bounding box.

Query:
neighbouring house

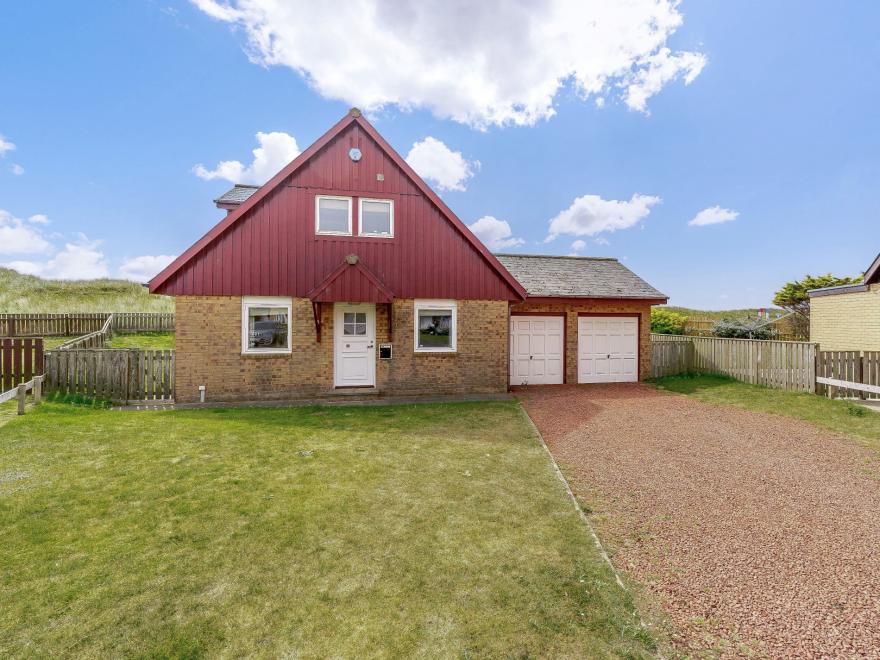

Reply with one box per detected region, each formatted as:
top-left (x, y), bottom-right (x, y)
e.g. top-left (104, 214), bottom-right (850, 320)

top-left (809, 253), bottom-right (880, 351)
top-left (149, 109), bottom-right (666, 403)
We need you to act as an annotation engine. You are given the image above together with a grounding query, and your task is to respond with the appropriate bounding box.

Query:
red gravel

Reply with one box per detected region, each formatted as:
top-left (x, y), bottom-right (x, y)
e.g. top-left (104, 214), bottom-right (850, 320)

top-left (516, 383), bottom-right (880, 658)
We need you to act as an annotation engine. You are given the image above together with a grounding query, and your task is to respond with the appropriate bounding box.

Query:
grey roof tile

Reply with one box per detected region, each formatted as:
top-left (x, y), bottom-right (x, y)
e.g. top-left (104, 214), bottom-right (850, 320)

top-left (214, 184), bottom-right (260, 205)
top-left (495, 253), bottom-right (666, 299)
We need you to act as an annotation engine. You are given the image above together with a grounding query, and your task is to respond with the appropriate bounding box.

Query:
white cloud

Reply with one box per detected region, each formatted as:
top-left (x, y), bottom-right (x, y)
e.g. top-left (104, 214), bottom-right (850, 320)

top-left (570, 239), bottom-right (587, 252)
top-left (688, 206), bottom-right (739, 227)
top-left (405, 137), bottom-right (478, 192)
top-left (193, 131), bottom-right (300, 184)
top-left (467, 216), bottom-right (525, 251)
top-left (119, 255), bottom-right (177, 282)
top-left (192, 0), bottom-right (706, 128)
top-left (594, 236), bottom-right (610, 246)
top-left (546, 193), bottom-right (661, 241)
top-left (4, 238), bottom-right (110, 280)
top-left (0, 209), bottom-right (52, 255)
top-left (0, 135), bottom-right (15, 157)
top-left (10, 163), bottom-right (24, 175)
top-left (622, 48), bottom-right (706, 113)
top-left (27, 214), bottom-right (49, 225)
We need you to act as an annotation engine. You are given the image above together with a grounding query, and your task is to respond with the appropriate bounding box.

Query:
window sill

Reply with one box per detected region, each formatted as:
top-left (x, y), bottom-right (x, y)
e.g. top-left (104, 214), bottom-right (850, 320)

top-left (414, 349), bottom-right (457, 355)
top-left (241, 351), bottom-right (292, 358)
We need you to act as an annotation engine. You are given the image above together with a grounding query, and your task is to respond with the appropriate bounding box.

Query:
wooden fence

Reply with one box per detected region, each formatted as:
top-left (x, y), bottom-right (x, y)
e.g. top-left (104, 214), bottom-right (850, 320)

top-left (0, 312), bottom-right (174, 336)
top-left (44, 349), bottom-right (175, 403)
top-left (1, 337), bottom-right (44, 391)
top-left (112, 313), bottom-right (175, 333)
top-left (816, 351), bottom-right (880, 400)
top-left (651, 339), bottom-right (694, 378)
top-left (651, 334), bottom-right (817, 392)
top-left (57, 315), bottom-right (114, 350)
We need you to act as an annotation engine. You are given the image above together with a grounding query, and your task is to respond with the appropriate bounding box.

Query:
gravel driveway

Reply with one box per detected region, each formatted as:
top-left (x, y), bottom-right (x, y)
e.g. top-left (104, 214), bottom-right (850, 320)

top-left (516, 383), bottom-right (880, 658)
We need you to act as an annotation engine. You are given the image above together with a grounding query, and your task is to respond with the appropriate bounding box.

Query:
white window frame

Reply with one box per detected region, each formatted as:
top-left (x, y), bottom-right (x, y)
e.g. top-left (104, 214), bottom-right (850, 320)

top-left (414, 300), bottom-right (457, 353)
top-left (358, 198), bottom-right (394, 238)
top-left (241, 296), bottom-right (293, 355)
top-left (315, 195), bottom-right (352, 236)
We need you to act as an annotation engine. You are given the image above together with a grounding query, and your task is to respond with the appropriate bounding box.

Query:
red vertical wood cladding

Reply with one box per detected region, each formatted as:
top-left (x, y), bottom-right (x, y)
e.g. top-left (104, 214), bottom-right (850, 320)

top-left (153, 119), bottom-right (520, 302)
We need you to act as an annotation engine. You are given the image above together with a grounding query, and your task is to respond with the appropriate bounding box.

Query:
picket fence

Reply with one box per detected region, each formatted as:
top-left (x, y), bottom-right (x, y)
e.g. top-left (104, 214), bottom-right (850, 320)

top-left (651, 334), bottom-right (817, 392)
top-left (0, 312), bottom-right (174, 337)
top-left (1, 337), bottom-right (44, 391)
top-left (44, 349), bottom-right (175, 402)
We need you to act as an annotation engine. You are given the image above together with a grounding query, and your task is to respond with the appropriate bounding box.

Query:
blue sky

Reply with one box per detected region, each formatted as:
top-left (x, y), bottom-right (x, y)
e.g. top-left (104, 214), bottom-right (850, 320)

top-left (1, 1), bottom-right (877, 309)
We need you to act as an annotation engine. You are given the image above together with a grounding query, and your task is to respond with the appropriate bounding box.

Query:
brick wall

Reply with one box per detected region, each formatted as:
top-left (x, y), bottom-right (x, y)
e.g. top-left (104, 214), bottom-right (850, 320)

top-left (810, 284), bottom-right (880, 351)
top-left (175, 296), bottom-right (508, 403)
top-left (509, 299), bottom-right (654, 382)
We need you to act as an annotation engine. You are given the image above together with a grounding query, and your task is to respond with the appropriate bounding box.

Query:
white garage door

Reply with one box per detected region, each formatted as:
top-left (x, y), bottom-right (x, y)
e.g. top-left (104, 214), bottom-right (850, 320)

top-left (578, 317), bottom-right (638, 383)
top-left (510, 316), bottom-right (564, 385)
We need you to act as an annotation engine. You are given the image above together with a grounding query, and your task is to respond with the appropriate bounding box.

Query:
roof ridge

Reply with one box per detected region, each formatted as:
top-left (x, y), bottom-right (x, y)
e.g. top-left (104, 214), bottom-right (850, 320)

top-left (232, 183), bottom-right (260, 189)
top-left (494, 252), bottom-right (618, 262)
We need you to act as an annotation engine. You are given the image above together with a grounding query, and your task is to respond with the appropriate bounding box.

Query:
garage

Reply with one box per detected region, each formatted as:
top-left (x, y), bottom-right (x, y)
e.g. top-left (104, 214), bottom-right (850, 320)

top-left (578, 316), bottom-right (638, 383)
top-left (510, 315), bottom-right (564, 385)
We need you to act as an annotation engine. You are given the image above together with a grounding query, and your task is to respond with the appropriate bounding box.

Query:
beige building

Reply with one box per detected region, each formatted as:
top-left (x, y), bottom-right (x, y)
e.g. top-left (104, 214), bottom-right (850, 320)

top-left (809, 253), bottom-right (880, 351)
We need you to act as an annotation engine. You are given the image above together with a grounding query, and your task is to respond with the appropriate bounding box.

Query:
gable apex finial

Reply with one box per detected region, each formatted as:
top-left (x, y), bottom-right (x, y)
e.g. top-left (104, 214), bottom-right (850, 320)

top-left (349, 107), bottom-right (361, 118)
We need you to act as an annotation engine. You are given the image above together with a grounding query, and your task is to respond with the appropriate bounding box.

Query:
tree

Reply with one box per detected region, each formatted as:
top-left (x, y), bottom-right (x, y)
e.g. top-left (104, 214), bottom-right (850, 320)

top-left (773, 273), bottom-right (862, 337)
top-left (651, 308), bottom-right (688, 335)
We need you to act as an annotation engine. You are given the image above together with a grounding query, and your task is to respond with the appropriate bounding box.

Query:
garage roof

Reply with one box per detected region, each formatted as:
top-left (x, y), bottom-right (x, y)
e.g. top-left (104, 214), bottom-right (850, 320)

top-left (495, 254), bottom-right (667, 300)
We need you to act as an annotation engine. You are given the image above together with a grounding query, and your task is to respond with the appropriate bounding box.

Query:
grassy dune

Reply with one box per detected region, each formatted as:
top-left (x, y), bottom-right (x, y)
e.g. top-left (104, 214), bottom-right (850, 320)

top-left (0, 268), bottom-right (173, 313)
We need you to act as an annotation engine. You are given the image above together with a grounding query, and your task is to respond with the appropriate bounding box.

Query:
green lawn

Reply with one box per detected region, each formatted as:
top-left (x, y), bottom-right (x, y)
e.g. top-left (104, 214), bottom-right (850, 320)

top-left (654, 375), bottom-right (880, 447)
top-left (106, 331), bottom-right (175, 350)
top-left (38, 332), bottom-right (175, 350)
top-left (0, 401), bottom-right (653, 658)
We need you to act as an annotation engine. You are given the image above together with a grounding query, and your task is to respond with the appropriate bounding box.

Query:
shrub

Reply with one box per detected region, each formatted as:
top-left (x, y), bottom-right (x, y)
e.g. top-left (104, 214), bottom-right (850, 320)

top-left (651, 308), bottom-right (688, 335)
top-left (711, 319), bottom-right (778, 340)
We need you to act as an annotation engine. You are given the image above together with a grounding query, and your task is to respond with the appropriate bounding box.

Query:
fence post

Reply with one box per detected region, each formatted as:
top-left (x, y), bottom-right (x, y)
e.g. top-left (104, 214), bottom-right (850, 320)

top-left (857, 353), bottom-right (865, 400)
top-left (17, 382), bottom-right (26, 415)
top-left (33, 375), bottom-right (42, 404)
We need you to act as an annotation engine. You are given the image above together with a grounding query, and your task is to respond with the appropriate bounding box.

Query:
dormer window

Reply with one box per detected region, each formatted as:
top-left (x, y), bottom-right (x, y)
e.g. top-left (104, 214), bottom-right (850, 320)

top-left (316, 196), bottom-right (352, 235)
top-left (359, 199), bottom-right (393, 237)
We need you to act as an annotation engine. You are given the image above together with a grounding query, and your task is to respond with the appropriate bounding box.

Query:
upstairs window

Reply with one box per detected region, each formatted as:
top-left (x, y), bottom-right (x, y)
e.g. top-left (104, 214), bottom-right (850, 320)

top-left (359, 199), bottom-right (393, 237)
top-left (316, 196), bottom-right (352, 235)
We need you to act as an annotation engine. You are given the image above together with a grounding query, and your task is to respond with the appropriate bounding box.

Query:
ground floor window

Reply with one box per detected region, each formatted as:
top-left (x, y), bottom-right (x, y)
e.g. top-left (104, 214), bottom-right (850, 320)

top-left (414, 300), bottom-right (457, 352)
top-left (241, 297), bottom-right (292, 354)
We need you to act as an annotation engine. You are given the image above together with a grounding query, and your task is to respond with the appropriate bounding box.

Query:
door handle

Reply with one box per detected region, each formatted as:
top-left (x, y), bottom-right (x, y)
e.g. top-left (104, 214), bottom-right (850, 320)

top-left (607, 354), bottom-right (611, 358)
top-left (367, 344), bottom-right (374, 349)
top-left (529, 355), bottom-right (533, 360)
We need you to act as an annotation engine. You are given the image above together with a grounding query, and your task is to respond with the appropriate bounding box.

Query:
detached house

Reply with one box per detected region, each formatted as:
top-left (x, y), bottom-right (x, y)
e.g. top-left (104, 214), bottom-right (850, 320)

top-left (150, 109), bottom-right (666, 403)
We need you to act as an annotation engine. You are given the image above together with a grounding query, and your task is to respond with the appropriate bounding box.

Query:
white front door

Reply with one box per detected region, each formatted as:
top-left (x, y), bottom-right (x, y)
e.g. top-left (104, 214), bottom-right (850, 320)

top-left (578, 316), bottom-right (638, 383)
top-left (334, 304), bottom-right (376, 387)
top-left (509, 316), bottom-right (565, 385)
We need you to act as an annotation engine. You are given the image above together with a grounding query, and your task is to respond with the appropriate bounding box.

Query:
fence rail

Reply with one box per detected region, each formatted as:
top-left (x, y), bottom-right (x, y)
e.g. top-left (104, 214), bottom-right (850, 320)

top-left (651, 334), bottom-right (817, 392)
top-left (0, 312), bottom-right (174, 337)
top-left (816, 351), bottom-right (880, 400)
top-left (44, 349), bottom-right (175, 402)
top-left (1, 337), bottom-right (44, 391)
top-left (57, 315), bottom-right (114, 350)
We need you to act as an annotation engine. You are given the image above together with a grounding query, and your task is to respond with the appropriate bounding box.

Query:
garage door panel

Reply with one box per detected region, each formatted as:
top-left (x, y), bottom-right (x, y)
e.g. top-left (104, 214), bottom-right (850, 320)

top-left (510, 316), bottom-right (564, 385)
top-left (578, 316), bottom-right (639, 383)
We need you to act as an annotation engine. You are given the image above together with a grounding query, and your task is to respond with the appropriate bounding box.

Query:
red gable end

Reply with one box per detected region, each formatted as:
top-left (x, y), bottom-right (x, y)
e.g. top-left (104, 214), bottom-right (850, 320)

top-left (150, 110), bottom-right (525, 302)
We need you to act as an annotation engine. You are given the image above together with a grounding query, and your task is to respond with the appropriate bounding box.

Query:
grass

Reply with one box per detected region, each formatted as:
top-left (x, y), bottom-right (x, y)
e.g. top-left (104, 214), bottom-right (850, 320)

top-left (37, 333), bottom-right (176, 350)
top-left (0, 267), bottom-right (173, 313)
top-left (0, 401), bottom-right (654, 658)
top-left (107, 331), bottom-right (175, 350)
top-left (654, 374), bottom-right (880, 447)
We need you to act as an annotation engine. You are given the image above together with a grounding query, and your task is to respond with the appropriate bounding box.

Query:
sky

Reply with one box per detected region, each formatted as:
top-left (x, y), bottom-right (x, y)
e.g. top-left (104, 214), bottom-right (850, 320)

top-left (0, 1), bottom-right (878, 309)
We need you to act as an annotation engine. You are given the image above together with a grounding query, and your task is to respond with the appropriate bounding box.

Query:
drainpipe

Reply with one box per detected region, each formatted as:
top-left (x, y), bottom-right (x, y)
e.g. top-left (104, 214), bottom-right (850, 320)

top-left (198, 384), bottom-right (206, 403)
